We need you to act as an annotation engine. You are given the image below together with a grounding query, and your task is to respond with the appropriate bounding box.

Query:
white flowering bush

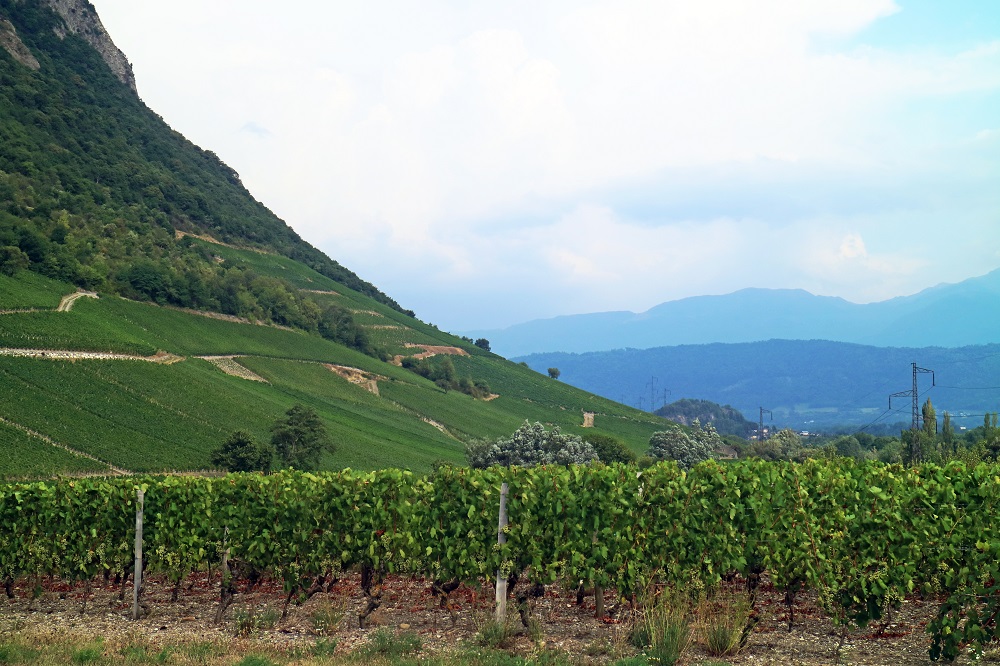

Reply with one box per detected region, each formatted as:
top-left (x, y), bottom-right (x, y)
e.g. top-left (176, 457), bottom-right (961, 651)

top-left (647, 419), bottom-right (719, 469)
top-left (466, 421), bottom-right (597, 468)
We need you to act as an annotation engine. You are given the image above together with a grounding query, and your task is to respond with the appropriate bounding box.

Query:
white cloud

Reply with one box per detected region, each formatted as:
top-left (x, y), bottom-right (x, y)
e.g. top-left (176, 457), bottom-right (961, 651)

top-left (90, 0), bottom-right (1000, 329)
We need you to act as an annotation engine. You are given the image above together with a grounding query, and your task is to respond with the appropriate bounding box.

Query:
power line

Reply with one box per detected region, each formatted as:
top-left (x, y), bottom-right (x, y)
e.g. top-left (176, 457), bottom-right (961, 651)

top-left (937, 385), bottom-right (1000, 390)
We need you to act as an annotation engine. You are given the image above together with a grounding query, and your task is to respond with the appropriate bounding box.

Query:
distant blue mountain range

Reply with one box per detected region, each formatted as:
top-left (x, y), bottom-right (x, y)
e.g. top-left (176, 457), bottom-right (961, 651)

top-left (516, 340), bottom-right (1000, 433)
top-left (466, 269), bottom-right (1000, 358)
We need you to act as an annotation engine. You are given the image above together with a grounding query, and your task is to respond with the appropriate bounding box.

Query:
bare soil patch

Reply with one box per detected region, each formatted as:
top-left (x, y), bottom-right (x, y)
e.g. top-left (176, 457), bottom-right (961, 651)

top-left (325, 364), bottom-right (383, 395)
top-left (392, 344), bottom-right (470, 365)
top-left (199, 356), bottom-right (269, 383)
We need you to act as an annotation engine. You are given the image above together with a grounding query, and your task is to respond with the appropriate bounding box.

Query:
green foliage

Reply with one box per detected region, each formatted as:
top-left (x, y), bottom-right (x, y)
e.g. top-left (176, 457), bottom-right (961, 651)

top-left (271, 404), bottom-right (333, 471)
top-left (401, 355), bottom-right (492, 399)
top-left (466, 421), bottom-right (597, 468)
top-left (0, 245), bottom-right (28, 276)
top-left (647, 422), bottom-right (717, 469)
top-left (920, 397), bottom-right (937, 437)
top-left (2, 461), bottom-right (1000, 661)
top-left (583, 432), bottom-right (636, 464)
top-left (749, 428), bottom-right (805, 461)
top-left (547, 367), bottom-right (560, 379)
top-left (210, 430), bottom-right (272, 473)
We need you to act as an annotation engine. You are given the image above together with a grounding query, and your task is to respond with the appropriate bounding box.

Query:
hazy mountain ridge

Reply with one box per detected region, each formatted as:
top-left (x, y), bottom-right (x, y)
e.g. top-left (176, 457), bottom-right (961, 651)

top-left (472, 271), bottom-right (1000, 357)
top-left (517, 340), bottom-right (1000, 431)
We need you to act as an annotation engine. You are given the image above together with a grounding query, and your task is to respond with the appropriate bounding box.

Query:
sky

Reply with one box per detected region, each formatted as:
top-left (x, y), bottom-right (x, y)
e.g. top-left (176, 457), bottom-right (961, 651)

top-left (90, 1), bottom-right (1000, 331)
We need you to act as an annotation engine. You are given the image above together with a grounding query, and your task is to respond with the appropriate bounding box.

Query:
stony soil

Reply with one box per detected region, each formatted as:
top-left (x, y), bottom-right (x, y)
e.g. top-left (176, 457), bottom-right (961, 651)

top-left (0, 571), bottom-right (985, 664)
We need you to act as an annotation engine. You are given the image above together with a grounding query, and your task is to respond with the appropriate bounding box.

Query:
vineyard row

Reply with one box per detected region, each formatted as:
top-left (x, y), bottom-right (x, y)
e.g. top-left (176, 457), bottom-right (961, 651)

top-left (2, 459), bottom-right (999, 661)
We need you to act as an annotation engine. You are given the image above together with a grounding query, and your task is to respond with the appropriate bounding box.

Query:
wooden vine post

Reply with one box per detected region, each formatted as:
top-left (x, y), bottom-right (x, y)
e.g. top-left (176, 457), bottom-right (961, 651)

top-left (495, 482), bottom-right (509, 624)
top-left (132, 488), bottom-right (143, 621)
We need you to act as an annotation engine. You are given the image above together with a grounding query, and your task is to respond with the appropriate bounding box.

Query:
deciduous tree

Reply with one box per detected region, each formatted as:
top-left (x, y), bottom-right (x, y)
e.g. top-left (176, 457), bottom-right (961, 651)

top-left (270, 404), bottom-right (333, 471)
top-left (209, 430), bottom-right (272, 473)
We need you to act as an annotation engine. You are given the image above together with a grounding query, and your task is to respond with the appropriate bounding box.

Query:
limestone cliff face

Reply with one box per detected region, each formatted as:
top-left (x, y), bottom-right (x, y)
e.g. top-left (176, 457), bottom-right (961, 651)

top-left (0, 17), bottom-right (40, 69)
top-left (43, 0), bottom-right (137, 93)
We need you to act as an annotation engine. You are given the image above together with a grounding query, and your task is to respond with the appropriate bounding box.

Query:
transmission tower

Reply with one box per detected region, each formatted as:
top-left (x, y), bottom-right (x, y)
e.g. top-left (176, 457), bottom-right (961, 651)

top-left (889, 362), bottom-right (935, 430)
top-left (759, 407), bottom-right (772, 441)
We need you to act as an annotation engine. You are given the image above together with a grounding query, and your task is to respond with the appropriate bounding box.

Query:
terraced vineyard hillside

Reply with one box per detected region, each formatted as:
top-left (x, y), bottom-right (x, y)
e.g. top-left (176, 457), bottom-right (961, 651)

top-left (0, 261), bottom-right (668, 477)
top-left (0, 0), bottom-right (670, 477)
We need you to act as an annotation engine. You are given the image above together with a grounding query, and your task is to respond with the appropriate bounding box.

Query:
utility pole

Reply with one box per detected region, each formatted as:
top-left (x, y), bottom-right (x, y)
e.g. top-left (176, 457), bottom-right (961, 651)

top-left (759, 407), bottom-right (772, 441)
top-left (889, 362), bottom-right (935, 430)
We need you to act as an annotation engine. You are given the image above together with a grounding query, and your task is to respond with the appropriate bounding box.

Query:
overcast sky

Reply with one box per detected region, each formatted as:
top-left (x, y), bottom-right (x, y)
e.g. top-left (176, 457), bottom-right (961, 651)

top-left (91, 1), bottom-right (1000, 331)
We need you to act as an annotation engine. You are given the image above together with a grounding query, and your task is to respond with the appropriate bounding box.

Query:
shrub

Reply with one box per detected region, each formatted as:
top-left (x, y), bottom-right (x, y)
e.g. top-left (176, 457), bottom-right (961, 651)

top-left (584, 433), bottom-right (636, 464)
top-left (647, 420), bottom-right (719, 469)
top-left (466, 421), bottom-right (597, 468)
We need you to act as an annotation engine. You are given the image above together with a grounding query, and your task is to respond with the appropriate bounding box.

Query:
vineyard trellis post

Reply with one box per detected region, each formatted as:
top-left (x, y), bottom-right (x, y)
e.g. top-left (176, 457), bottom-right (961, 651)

top-left (132, 487), bottom-right (143, 621)
top-left (495, 482), bottom-right (509, 624)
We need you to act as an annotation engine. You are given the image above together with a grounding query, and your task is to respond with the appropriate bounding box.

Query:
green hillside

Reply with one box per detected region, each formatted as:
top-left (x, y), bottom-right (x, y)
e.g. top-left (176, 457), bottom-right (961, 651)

top-left (0, 0), bottom-right (669, 477)
top-left (0, 272), bottom-right (667, 477)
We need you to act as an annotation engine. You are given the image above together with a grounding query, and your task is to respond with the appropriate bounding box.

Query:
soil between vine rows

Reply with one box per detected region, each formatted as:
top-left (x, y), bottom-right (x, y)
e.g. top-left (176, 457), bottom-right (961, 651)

top-left (0, 571), bottom-right (979, 664)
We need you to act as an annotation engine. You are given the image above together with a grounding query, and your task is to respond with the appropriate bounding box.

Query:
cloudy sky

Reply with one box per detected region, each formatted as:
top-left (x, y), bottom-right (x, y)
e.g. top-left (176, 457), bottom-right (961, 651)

top-left (91, 1), bottom-right (1000, 331)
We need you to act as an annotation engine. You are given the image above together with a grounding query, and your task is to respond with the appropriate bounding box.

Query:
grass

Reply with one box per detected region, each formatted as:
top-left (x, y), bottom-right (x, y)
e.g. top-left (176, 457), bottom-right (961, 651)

top-left (358, 628), bottom-right (422, 658)
top-left (632, 588), bottom-right (693, 666)
top-left (696, 586), bottom-right (754, 658)
top-left (232, 606), bottom-right (281, 637)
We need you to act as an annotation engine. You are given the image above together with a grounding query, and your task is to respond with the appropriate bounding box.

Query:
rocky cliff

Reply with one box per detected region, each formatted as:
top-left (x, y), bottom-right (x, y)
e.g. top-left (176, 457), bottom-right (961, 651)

top-left (44, 0), bottom-right (136, 92)
top-left (0, 17), bottom-right (39, 69)
top-left (43, 0), bottom-right (136, 92)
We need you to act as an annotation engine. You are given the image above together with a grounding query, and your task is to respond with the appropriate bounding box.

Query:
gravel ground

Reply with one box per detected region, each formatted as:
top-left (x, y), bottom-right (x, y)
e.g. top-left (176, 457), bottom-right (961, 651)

top-left (0, 572), bottom-right (988, 664)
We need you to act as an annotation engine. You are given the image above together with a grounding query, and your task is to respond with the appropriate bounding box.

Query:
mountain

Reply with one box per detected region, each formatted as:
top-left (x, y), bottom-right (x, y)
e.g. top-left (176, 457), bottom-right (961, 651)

top-left (468, 273), bottom-right (1000, 357)
top-left (0, 0), bottom-right (672, 478)
top-left (0, 0), bottom-right (404, 314)
top-left (517, 340), bottom-right (1000, 433)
